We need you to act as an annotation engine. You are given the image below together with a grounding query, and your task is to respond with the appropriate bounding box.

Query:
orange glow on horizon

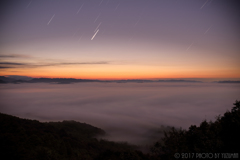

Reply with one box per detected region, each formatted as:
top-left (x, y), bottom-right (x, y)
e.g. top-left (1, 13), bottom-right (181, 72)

top-left (1, 67), bottom-right (240, 80)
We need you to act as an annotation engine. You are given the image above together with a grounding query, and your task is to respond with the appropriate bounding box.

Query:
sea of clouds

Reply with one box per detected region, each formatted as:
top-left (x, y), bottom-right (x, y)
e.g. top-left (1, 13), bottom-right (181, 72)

top-left (0, 82), bottom-right (239, 145)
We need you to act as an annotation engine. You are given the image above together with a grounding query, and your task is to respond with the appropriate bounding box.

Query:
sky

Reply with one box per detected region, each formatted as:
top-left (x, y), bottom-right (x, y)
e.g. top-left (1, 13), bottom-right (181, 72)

top-left (0, 0), bottom-right (240, 79)
top-left (0, 82), bottom-right (239, 144)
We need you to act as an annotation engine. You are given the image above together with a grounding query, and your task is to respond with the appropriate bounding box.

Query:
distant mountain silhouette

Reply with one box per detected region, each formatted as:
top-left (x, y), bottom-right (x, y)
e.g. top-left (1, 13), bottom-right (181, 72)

top-left (157, 79), bottom-right (201, 83)
top-left (29, 78), bottom-right (100, 84)
top-left (0, 76), bottom-right (205, 84)
top-left (0, 76), bottom-right (15, 83)
top-left (216, 81), bottom-right (240, 83)
top-left (0, 79), bottom-right (7, 83)
top-left (2, 76), bottom-right (239, 84)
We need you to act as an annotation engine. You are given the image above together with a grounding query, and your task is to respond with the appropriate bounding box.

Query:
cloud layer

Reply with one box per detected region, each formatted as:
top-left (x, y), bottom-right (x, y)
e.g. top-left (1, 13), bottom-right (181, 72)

top-left (0, 61), bottom-right (110, 69)
top-left (0, 82), bottom-right (239, 145)
top-left (0, 54), bottom-right (111, 69)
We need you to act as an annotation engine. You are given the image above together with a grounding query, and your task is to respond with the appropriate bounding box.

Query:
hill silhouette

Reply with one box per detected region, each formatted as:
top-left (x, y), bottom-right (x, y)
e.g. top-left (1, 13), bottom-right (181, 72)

top-left (0, 113), bottom-right (148, 160)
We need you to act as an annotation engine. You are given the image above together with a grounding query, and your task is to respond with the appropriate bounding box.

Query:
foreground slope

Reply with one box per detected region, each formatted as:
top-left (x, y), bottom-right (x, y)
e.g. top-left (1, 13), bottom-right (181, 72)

top-left (0, 113), bottom-right (148, 160)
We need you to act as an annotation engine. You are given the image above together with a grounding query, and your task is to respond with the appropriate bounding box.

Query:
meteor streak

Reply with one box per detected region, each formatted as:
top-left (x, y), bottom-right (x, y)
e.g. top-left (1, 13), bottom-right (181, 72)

top-left (94, 13), bottom-right (101, 23)
top-left (94, 22), bottom-right (102, 32)
top-left (91, 29), bottom-right (99, 40)
top-left (186, 42), bottom-right (194, 51)
top-left (47, 14), bottom-right (55, 25)
top-left (77, 4), bottom-right (84, 14)
top-left (26, 0), bottom-right (32, 8)
top-left (200, 0), bottom-right (208, 9)
top-left (204, 25), bottom-right (212, 34)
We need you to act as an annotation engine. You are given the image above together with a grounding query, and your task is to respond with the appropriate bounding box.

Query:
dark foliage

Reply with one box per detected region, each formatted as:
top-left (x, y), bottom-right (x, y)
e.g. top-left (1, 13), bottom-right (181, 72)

top-left (151, 100), bottom-right (240, 159)
top-left (0, 114), bottom-right (149, 160)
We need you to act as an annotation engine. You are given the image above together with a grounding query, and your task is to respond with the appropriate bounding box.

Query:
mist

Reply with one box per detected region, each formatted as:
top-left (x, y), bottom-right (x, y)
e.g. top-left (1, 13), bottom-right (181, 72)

top-left (0, 82), bottom-right (239, 145)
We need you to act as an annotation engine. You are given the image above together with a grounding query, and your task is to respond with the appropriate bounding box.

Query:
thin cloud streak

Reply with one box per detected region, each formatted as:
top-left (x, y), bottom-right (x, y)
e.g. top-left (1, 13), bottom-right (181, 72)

top-left (0, 54), bottom-right (31, 58)
top-left (0, 61), bottom-right (110, 69)
top-left (0, 62), bottom-right (26, 65)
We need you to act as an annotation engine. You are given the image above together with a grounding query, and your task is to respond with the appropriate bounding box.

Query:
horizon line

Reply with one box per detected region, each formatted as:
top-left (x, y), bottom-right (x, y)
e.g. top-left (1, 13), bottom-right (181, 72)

top-left (2, 75), bottom-right (240, 80)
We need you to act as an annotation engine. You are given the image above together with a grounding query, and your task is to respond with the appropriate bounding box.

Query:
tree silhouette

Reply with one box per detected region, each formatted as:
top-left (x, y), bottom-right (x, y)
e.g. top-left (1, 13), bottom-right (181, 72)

top-left (151, 100), bottom-right (240, 159)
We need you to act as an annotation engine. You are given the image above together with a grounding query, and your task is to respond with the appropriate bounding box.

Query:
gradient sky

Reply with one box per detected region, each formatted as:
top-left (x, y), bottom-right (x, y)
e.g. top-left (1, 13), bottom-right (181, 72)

top-left (0, 0), bottom-right (240, 79)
